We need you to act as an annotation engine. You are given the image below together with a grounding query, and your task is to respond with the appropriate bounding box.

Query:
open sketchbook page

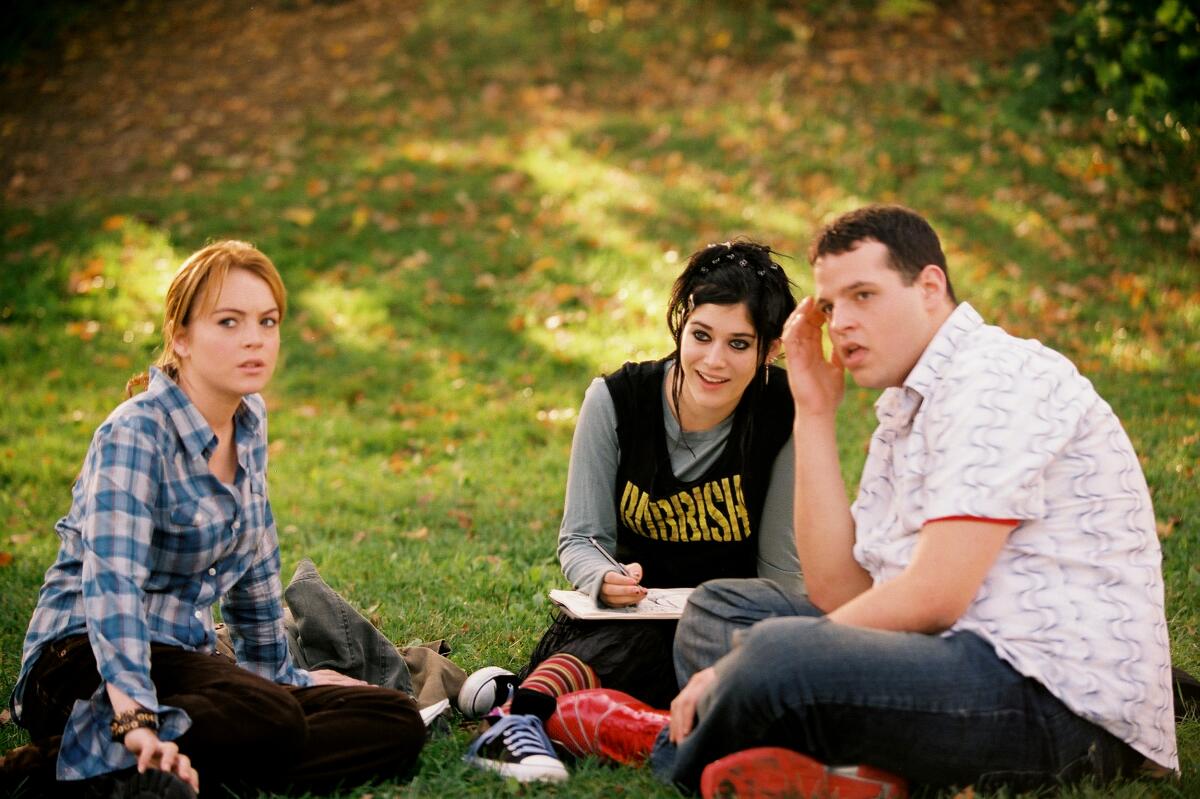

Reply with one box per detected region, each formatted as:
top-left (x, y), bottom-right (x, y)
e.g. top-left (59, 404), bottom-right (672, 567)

top-left (548, 587), bottom-right (694, 620)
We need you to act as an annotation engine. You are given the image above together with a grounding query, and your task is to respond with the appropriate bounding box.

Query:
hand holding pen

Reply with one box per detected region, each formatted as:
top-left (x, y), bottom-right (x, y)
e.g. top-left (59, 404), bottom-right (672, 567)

top-left (589, 536), bottom-right (646, 608)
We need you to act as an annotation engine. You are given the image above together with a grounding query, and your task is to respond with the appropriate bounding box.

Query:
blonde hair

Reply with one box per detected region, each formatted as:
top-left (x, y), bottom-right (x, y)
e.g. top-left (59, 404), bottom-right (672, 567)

top-left (126, 241), bottom-right (286, 396)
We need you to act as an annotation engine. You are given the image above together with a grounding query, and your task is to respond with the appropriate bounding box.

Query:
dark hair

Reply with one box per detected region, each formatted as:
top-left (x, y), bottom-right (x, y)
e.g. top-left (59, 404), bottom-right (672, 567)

top-left (808, 204), bottom-right (957, 303)
top-left (665, 239), bottom-right (796, 437)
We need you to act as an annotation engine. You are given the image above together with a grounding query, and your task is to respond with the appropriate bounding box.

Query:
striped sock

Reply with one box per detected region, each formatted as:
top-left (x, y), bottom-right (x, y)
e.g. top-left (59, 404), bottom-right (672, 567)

top-left (523, 653), bottom-right (600, 698)
top-left (507, 654), bottom-right (600, 720)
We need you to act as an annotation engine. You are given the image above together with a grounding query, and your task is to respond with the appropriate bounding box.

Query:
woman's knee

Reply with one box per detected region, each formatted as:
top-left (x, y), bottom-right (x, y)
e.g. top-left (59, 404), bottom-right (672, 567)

top-left (338, 687), bottom-right (421, 733)
top-left (175, 679), bottom-right (306, 752)
top-left (331, 687), bottom-right (425, 767)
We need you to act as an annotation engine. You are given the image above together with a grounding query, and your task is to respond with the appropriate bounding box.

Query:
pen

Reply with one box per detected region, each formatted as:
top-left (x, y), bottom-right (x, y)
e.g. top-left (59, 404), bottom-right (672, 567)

top-left (587, 536), bottom-right (630, 578)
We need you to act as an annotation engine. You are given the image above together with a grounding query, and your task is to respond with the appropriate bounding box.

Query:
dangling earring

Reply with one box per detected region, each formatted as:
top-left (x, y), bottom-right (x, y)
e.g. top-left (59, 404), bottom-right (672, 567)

top-left (764, 362), bottom-right (770, 385)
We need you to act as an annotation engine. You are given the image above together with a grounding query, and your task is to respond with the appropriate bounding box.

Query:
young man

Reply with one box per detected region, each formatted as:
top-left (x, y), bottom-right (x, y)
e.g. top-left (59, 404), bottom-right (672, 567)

top-left (638, 205), bottom-right (1177, 794)
top-left (652, 203), bottom-right (1176, 791)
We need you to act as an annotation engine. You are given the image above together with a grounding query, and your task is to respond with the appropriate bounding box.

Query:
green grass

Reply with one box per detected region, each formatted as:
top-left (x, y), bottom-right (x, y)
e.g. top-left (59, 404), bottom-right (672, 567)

top-left (1, 2), bottom-right (1197, 797)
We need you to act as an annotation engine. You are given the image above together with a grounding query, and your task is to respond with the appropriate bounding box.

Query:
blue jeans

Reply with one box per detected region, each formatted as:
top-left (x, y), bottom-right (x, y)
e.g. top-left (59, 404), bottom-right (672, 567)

top-left (652, 578), bottom-right (1141, 793)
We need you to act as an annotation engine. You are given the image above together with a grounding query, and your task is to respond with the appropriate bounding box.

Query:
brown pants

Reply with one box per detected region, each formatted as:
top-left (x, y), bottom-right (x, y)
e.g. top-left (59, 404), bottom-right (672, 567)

top-left (13, 634), bottom-right (425, 795)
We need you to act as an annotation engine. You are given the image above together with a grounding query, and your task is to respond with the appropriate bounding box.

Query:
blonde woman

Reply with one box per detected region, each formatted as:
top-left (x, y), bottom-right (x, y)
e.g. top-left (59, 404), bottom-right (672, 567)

top-left (4, 242), bottom-right (423, 797)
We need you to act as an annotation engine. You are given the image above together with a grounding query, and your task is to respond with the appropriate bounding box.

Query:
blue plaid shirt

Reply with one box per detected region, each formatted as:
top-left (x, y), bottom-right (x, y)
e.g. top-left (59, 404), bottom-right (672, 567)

top-left (11, 368), bottom-right (311, 780)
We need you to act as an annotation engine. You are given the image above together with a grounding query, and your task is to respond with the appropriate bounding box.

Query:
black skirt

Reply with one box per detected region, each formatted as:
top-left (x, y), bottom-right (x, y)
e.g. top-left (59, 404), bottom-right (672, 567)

top-left (519, 611), bottom-right (681, 710)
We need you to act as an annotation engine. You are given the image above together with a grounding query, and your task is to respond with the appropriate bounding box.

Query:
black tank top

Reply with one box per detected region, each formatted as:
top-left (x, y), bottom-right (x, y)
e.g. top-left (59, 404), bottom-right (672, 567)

top-left (604, 359), bottom-right (794, 588)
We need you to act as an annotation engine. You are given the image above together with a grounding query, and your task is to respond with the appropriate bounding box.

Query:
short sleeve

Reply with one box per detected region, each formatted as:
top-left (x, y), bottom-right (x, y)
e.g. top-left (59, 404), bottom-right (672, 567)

top-left (917, 343), bottom-right (1096, 524)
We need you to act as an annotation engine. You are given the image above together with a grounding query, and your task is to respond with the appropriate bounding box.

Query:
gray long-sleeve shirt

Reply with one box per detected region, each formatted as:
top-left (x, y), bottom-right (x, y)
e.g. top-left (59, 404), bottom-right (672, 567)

top-left (558, 372), bottom-right (803, 604)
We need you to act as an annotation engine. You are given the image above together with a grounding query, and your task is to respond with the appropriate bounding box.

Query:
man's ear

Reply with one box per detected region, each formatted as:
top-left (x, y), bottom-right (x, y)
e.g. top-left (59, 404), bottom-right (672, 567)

top-left (916, 264), bottom-right (948, 306)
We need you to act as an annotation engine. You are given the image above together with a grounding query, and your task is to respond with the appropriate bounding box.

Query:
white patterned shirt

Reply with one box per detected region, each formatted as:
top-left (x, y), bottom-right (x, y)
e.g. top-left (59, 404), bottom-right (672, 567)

top-left (852, 303), bottom-right (1177, 771)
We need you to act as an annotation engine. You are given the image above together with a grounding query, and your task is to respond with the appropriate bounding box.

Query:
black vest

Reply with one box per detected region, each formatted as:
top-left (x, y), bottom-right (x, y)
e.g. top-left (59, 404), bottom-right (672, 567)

top-left (605, 359), bottom-right (794, 588)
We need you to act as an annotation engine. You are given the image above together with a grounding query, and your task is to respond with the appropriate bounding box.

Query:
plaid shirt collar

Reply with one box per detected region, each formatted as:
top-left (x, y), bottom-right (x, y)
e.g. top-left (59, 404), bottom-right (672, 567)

top-left (147, 367), bottom-right (262, 461)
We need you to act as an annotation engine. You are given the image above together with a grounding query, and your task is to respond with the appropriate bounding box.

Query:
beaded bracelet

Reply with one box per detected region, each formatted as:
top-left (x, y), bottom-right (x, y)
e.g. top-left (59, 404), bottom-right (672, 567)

top-left (110, 709), bottom-right (159, 741)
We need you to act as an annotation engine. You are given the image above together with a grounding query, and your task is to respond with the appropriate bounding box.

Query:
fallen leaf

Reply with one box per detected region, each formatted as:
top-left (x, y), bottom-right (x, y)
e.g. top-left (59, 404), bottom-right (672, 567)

top-left (399, 250), bottom-right (430, 271)
top-left (402, 527), bottom-right (429, 540)
top-left (65, 320), bottom-right (100, 341)
top-left (282, 207), bottom-right (316, 227)
top-left (0, 551), bottom-right (13, 567)
top-left (68, 258), bottom-right (106, 294)
top-left (101, 215), bottom-right (125, 231)
top-left (490, 172), bottom-right (526, 193)
top-left (1155, 216), bottom-right (1179, 234)
top-left (1157, 517), bottom-right (1180, 538)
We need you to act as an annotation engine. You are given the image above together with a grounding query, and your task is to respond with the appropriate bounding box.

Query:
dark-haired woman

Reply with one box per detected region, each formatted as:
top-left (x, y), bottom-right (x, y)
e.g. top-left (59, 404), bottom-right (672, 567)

top-left (465, 241), bottom-right (801, 783)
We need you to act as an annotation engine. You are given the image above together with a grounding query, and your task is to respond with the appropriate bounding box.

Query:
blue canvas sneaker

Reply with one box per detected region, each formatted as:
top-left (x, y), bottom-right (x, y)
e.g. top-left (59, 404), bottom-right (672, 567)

top-left (464, 713), bottom-right (568, 783)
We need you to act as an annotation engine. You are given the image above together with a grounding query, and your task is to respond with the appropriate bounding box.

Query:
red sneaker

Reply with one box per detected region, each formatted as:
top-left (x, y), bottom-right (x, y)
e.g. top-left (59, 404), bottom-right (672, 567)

top-left (545, 688), bottom-right (670, 765)
top-left (700, 747), bottom-right (908, 799)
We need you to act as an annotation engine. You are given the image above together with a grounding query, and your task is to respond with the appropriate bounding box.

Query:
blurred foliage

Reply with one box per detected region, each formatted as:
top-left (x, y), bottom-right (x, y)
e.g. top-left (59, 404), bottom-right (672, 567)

top-left (1029, 0), bottom-right (1199, 154)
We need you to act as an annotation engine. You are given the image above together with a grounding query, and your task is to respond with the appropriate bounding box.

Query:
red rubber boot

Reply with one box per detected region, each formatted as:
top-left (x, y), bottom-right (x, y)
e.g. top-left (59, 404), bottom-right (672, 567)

top-left (545, 688), bottom-right (670, 765)
top-left (700, 747), bottom-right (908, 799)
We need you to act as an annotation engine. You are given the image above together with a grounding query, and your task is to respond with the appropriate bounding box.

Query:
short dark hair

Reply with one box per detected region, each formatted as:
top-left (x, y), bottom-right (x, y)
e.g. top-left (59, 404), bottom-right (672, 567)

top-left (809, 205), bottom-right (956, 303)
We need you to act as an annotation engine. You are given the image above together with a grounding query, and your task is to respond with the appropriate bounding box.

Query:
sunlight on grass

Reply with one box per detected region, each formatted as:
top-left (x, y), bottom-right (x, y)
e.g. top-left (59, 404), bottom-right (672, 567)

top-left (61, 219), bottom-right (177, 344)
top-left (295, 278), bottom-right (396, 353)
top-left (518, 130), bottom-right (661, 254)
